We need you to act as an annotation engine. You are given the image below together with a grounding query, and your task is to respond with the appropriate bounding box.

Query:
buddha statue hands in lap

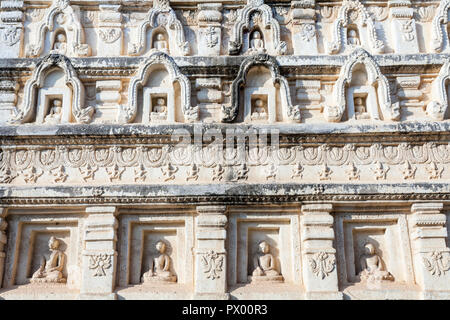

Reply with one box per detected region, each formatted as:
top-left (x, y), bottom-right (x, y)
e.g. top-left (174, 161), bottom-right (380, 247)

top-left (31, 236), bottom-right (66, 284)
top-left (250, 99), bottom-right (268, 120)
top-left (359, 242), bottom-right (394, 283)
top-left (249, 31), bottom-right (266, 54)
top-left (142, 240), bottom-right (177, 283)
top-left (153, 33), bottom-right (168, 53)
top-left (150, 97), bottom-right (168, 121)
top-left (347, 29), bottom-right (360, 47)
top-left (44, 99), bottom-right (63, 124)
top-left (52, 33), bottom-right (67, 55)
top-left (249, 241), bottom-right (283, 283)
top-left (354, 97), bottom-right (370, 120)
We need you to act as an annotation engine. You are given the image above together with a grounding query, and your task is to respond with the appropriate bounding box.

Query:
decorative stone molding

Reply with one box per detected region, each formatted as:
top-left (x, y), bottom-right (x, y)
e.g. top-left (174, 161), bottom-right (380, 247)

top-left (411, 203), bottom-right (450, 298)
top-left (128, 0), bottom-right (189, 56)
top-left (324, 49), bottom-right (400, 122)
top-left (197, 3), bottom-right (222, 56)
top-left (9, 54), bottom-right (94, 124)
top-left (296, 80), bottom-right (322, 108)
top-left (431, 0), bottom-right (450, 53)
top-left (80, 206), bottom-right (118, 299)
top-left (396, 76), bottom-right (424, 109)
top-left (194, 205), bottom-right (228, 299)
top-left (0, 0), bottom-right (24, 58)
top-left (119, 52), bottom-right (198, 123)
top-left (221, 54), bottom-right (300, 123)
top-left (426, 59), bottom-right (450, 121)
top-left (0, 80), bottom-right (19, 124)
top-left (326, 0), bottom-right (384, 55)
top-left (388, 0), bottom-right (419, 54)
top-left (301, 204), bottom-right (341, 300)
top-left (228, 0), bottom-right (287, 56)
top-left (291, 0), bottom-right (318, 55)
top-left (97, 5), bottom-right (123, 57)
top-left (25, 0), bottom-right (90, 57)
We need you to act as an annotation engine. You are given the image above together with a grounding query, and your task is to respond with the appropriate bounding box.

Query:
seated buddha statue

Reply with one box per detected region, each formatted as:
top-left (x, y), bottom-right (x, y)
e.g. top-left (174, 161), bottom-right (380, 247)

top-left (141, 240), bottom-right (177, 283)
top-left (44, 99), bottom-right (63, 124)
top-left (359, 242), bottom-right (394, 283)
top-left (31, 236), bottom-right (66, 284)
top-left (52, 33), bottom-right (67, 55)
top-left (150, 97), bottom-right (168, 121)
top-left (248, 31), bottom-right (266, 54)
top-left (250, 99), bottom-right (268, 121)
top-left (153, 33), bottom-right (168, 53)
top-left (249, 241), bottom-right (284, 283)
top-left (354, 97), bottom-right (370, 120)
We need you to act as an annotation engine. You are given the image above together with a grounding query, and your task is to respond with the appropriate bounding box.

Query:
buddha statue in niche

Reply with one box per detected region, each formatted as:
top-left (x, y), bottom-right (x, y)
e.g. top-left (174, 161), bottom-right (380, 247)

top-left (150, 97), bottom-right (168, 121)
top-left (347, 29), bottom-right (360, 46)
top-left (153, 33), bottom-right (168, 53)
top-left (359, 242), bottom-right (394, 283)
top-left (353, 97), bottom-right (370, 120)
top-left (141, 240), bottom-right (177, 283)
top-left (250, 98), bottom-right (268, 121)
top-left (31, 236), bottom-right (66, 283)
top-left (250, 241), bottom-right (283, 283)
top-left (44, 99), bottom-right (63, 124)
top-left (249, 30), bottom-right (266, 54)
top-left (52, 33), bottom-right (67, 55)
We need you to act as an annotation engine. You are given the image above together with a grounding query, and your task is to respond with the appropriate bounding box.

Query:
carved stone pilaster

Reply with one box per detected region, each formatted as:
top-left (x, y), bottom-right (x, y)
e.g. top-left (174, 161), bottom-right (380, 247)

top-left (95, 80), bottom-right (122, 122)
top-left (0, 0), bottom-right (24, 58)
top-left (301, 204), bottom-right (342, 300)
top-left (194, 205), bottom-right (229, 299)
top-left (296, 80), bottom-right (322, 109)
top-left (80, 206), bottom-right (118, 300)
top-left (0, 208), bottom-right (7, 288)
top-left (195, 78), bottom-right (223, 121)
top-left (388, 0), bottom-right (419, 54)
top-left (396, 76), bottom-right (424, 109)
top-left (411, 203), bottom-right (450, 299)
top-left (291, 0), bottom-right (318, 55)
top-left (0, 80), bottom-right (19, 124)
top-left (97, 5), bottom-right (123, 56)
top-left (197, 4), bottom-right (222, 56)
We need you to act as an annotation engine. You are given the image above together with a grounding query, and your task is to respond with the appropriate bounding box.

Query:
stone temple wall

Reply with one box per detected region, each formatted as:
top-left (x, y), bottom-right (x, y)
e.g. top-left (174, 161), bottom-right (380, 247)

top-left (0, 0), bottom-right (449, 300)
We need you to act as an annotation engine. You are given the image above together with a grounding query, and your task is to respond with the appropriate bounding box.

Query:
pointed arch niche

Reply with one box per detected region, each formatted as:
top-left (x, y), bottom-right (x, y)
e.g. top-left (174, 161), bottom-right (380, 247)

top-left (324, 49), bottom-right (400, 123)
top-left (127, 0), bottom-right (189, 56)
top-left (228, 0), bottom-right (287, 56)
top-left (25, 0), bottom-right (90, 58)
top-left (326, 0), bottom-right (384, 55)
top-left (119, 52), bottom-right (198, 124)
top-left (432, 0), bottom-right (450, 53)
top-left (426, 59), bottom-right (450, 120)
top-left (221, 54), bottom-right (300, 123)
top-left (9, 54), bottom-right (94, 125)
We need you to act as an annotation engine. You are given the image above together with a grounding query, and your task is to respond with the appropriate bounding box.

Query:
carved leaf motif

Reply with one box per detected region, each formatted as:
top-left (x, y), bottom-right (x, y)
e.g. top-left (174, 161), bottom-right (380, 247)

top-left (201, 250), bottom-right (224, 280)
top-left (309, 252), bottom-right (336, 279)
top-left (422, 251), bottom-right (450, 277)
top-left (89, 254), bottom-right (112, 277)
top-left (99, 29), bottom-right (121, 43)
top-left (39, 149), bottom-right (56, 166)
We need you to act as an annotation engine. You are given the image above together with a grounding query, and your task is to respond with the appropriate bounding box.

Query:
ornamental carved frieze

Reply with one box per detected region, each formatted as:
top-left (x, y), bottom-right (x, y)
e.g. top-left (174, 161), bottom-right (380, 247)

top-left (0, 140), bottom-right (449, 185)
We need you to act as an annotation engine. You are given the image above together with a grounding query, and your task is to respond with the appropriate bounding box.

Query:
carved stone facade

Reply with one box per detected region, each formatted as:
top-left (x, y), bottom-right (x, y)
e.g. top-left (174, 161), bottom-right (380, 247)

top-left (0, 0), bottom-right (449, 300)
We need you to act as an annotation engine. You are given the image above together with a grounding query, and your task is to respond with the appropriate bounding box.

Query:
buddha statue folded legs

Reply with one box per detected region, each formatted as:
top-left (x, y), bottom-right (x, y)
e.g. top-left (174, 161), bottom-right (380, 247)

top-left (359, 242), bottom-right (394, 283)
top-left (141, 240), bottom-right (177, 284)
top-left (248, 241), bottom-right (284, 284)
top-left (31, 236), bottom-right (66, 284)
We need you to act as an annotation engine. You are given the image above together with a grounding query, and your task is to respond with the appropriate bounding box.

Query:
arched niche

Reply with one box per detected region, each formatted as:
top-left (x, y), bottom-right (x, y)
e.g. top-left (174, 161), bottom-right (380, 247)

top-left (228, 0), bottom-right (287, 56)
top-left (426, 59), bottom-right (450, 120)
top-left (119, 52), bottom-right (198, 124)
top-left (26, 0), bottom-right (90, 57)
top-left (128, 1), bottom-right (189, 56)
top-left (222, 54), bottom-right (300, 123)
top-left (432, 0), bottom-right (450, 53)
top-left (324, 49), bottom-right (400, 123)
top-left (9, 54), bottom-right (94, 124)
top-left (326, 0), bottom-right (384, 55)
